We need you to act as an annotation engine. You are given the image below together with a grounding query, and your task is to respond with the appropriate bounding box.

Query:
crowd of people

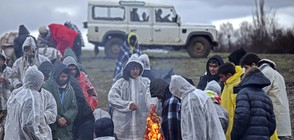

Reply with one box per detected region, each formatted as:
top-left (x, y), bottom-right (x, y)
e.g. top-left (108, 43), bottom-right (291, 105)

top-left (0, 23), bottom-right (292, 140)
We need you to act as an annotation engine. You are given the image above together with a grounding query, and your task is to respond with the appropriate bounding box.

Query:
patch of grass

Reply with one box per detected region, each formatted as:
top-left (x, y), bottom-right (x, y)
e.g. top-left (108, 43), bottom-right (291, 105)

top-left (81, 50), bottom-right (294, 110)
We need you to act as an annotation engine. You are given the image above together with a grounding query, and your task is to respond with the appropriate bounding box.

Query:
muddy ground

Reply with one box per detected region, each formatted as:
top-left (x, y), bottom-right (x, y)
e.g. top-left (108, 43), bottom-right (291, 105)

top-left (81, 50), bottom-right (294, 139)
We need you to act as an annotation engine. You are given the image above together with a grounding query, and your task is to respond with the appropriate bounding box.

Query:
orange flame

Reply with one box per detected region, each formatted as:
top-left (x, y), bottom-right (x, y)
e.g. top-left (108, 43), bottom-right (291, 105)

top-left (144, 107), bottom-right (164, 140)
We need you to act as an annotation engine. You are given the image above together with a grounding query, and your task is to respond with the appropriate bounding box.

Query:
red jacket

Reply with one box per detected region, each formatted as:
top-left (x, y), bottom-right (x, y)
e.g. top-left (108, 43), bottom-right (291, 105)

top-left (49, 24), bottom-right (78, 55)
top-left (76, 71), bottom-right (98, 110)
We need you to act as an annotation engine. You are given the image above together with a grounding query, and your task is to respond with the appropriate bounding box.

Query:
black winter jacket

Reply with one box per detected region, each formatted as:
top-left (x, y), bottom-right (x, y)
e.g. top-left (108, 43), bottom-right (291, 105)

top-left (231, 68), bottom-right (276, 140)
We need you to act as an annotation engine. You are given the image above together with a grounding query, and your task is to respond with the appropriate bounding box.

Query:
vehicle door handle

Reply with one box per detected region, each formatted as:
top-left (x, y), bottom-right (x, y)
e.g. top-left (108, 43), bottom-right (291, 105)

top-left (155, 29), bottom-right (161, 32)
top-left (130, 29), bottom-right (137, 32)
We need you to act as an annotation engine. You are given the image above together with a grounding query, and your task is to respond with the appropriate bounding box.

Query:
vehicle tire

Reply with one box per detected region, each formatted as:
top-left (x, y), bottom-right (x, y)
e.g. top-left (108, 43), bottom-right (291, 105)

top-left (104, 37), bottom-right (124, 59)
top-left (186, 37), bottom-right (211, 58)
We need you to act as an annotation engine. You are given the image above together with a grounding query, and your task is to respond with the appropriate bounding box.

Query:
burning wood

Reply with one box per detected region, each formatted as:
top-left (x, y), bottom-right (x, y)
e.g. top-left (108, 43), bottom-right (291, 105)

top-left (144, 106), bottom-right (163, 140)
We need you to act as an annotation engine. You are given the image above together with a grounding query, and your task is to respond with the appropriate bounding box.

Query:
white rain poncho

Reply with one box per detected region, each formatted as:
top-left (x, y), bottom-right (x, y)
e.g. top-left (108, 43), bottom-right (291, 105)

top-left (169, 75), bottom-right (226, 140)
top-left (12, 36), bottom-right (50, 88)
top-left (4, 65), bottom-right (52, 140)
top-left (108, 54), bottom-right (157, 140)
top-left (40, 88), bottom-right (57, 124)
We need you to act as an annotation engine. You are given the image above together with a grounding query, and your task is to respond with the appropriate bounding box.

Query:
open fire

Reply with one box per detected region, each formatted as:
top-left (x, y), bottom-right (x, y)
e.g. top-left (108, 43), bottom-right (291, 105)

top-left (144, 107), bottom-right (163, 140)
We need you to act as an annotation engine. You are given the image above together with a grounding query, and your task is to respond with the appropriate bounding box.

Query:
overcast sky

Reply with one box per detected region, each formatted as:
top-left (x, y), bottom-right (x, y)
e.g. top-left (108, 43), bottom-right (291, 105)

top-left (0, 0), bottom-right (293, 48)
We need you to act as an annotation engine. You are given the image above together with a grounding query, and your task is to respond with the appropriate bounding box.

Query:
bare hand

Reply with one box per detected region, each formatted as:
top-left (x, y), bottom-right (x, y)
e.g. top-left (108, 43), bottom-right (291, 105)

top-left (58, 117), bottom-right (67, 127)
top-left (129, 103), bottom-right (138, 111)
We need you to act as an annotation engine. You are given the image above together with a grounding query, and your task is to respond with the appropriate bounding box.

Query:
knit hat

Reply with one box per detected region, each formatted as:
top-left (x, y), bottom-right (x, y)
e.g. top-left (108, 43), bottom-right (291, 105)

top-left (38, 61), bottom-right (53, 78)
top-left (39, 25), bottom-right (48, 34)
top-left (95, 117), bottom-right (114, 138)
top-left (205, 80), bottom-right (221, 95)
top-left (228, 47), bottom-right (247, 65)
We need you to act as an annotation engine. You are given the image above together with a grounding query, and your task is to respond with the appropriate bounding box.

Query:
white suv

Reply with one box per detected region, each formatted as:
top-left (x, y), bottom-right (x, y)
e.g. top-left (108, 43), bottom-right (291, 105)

top-left (84, 0), bottom-right (218, 58)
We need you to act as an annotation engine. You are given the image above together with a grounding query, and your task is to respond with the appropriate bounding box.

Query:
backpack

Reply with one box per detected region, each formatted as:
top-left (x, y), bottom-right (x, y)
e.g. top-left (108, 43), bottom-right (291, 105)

top-left (0, 32), bottom-right (18, 66)
top-left (0, 32), bottom-right (18, 48)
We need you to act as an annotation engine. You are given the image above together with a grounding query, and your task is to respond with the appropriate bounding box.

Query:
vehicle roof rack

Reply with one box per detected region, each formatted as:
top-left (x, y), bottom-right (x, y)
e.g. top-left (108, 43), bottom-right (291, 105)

top-left (119, 0), bottom-right (145, 6)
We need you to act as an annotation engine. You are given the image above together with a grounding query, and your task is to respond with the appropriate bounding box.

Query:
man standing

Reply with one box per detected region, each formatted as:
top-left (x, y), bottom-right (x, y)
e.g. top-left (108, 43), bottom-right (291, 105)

top-left (43, 61), bottom-right (78, 140)
top-left (108, 54), bottom-right (157, 139)
top-left (13, 24), bottom-right (30, 58)
top-left (197, 55), bottom-right (224, 91)
top-left (12, 36), bottom-right (50, 89)
top-left (113, 32), bottom-right (141, 82)
top-left (38, 24), bottom-right (81, 62)
top-left (231, 67), bottom-right (276, 140)
top-left (240, 53), bottom-right (291, 140)
top-left (169, 75), bottom-right (225, 140)
top-left (5, 66), bottom-right (51, 139)
top-left (63, 56), bottom-right (98, 110)
top-left (0, 54), bottom-right (12, 139)
top-left (218, 62), bottom-right (243, 140)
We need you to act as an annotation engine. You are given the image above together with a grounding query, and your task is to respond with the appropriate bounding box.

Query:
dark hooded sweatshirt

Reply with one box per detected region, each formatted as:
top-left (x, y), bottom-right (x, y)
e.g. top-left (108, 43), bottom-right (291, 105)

top-left (14, 25), bottom-right (30, 58)
top-left (43, 61), bottom-right (78, 140)
top-left (197, 55), bottom-right (224, 90)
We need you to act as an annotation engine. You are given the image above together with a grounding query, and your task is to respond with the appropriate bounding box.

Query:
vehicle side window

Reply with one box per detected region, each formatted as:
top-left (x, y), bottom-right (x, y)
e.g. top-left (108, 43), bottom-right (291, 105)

top-left (130, 8), bottom-right (149, 22)
top-left (155, 8), bottom-right (176, 23)
top-left (92, 6), bottom-right (125, 21)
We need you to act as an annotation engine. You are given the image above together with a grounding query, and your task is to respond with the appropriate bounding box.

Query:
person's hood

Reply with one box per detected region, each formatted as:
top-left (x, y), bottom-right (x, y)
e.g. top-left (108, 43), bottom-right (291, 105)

top-left (150, 79), bottom-right (170, 100)
top-left (0, 54), bottom-right (6, 62)
top-left (63, 56), bottom-right (80, 77)
top-left (169, 75), bottom-right (195, 100)
top-left (258, 59), bottom-right (276, 70)
top-left (95, 117), bottom-right (114, 138)
top-left (22, 36), bottom-right (37, 53)
top-left (206, 55), bottom-right (224, 75)
top-left (52, 61), bottom-right (71, 84)
top-left (234, 67), bottom-right (270, 93)
top-left (18, 25), bottom-right (30, 35)
top-left (228, 47), bottom-right (247, 65)
top-left (204, 80), bottom-right (221, 95)
top-left (225, 65), bottom-right (243, 85)
top-left (127, 32), bottom-right (138, 47)
top-left (64, 48), bottom-right (78, 61)
top-left (122, 54), bottom-right (144, 80)
top-left (139, 54), bottom-right (151, 70)
top-left (38, 61), bottom-right (53, 78)
top-left (23, 65), bottom-right (44, 91)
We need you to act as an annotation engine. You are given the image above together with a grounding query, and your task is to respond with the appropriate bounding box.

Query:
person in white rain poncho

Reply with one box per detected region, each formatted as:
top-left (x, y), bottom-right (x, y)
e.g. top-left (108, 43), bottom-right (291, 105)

top-left (169, 75), bottom-right (226, 140)
top-left (4, 65), bottom-right (52, 140)
top-left (108, 54), bottom-right (157, 140)
top-left (12, 36), bottom-right (50, 89)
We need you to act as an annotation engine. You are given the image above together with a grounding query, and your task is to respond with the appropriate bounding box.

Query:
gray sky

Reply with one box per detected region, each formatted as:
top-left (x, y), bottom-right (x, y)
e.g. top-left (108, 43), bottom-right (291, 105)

top-left (0, 0), bottom-right (293, 46)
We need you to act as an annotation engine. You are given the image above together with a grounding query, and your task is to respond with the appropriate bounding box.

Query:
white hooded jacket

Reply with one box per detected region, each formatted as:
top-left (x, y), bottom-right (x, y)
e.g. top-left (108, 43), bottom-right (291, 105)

top-left (4, 66), bottom-right (52, 140)
top-left (12, 36), bottom-right (50, 88)
top-left (259, 61), bottom-right (291, 136)
top-left (108, 54), bottom-right (157, 140)
top-left (169, 75), bottom-right (226, 140)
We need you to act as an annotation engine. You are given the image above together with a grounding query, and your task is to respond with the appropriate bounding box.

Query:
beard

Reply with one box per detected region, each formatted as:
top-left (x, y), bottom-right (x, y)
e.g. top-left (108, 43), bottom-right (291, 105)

top-left (57, 79), bottom-right (67, 86)
top-left (26, 54), bottom-right (35, 65)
